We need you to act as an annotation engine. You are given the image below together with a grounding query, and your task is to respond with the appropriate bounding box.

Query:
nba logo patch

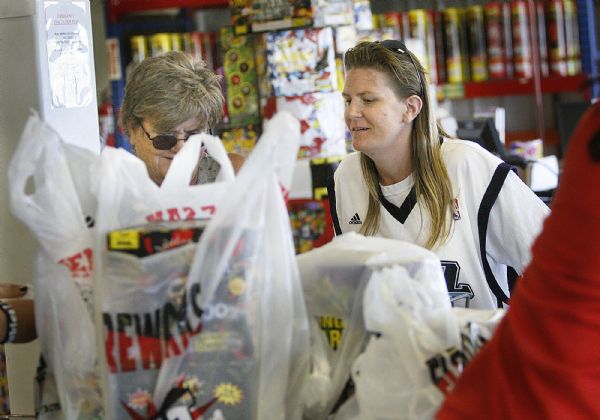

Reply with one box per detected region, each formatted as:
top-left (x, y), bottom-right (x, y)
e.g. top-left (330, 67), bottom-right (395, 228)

top-left (452, 198), bottom-right (461, 221)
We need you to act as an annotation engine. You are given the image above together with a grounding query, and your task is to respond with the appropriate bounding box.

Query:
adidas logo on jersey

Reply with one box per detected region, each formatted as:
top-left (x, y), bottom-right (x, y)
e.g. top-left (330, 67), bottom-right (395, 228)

top-left (349, 213), bottom-right (362, 225)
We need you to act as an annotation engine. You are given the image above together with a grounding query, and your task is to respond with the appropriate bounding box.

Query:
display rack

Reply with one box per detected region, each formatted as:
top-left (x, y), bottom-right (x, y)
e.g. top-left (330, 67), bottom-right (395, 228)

top-left (439, 74), bottom-right (588, 99)
top-left (104, 0), bottom-right (598, 151)
top-left (370, 0), bottom-right (596, 149)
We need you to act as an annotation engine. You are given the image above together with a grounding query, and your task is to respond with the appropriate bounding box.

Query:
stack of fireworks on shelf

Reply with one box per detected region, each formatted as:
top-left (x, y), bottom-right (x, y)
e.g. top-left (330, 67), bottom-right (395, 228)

top-left (264, 27), bottom-right (348, 159)
top-left (129, 32), bottom-right (218, 71)
top-left (371, 0), bottom-right (583, 85)
top-left (229, 0), bottom-right (356, 34)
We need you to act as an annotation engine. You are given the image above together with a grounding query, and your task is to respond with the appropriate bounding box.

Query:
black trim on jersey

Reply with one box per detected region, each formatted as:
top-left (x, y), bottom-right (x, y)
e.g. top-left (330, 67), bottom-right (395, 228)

top-left (327, 174), bottom-right (342, 235)
top-left (478, 162), bottom-right (512, 308)
top-left (378, 185), bottom-right (417, 224)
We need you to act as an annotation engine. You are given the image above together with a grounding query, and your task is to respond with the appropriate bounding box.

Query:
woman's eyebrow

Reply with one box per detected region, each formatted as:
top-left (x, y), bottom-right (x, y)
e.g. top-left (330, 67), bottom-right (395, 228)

top-left (342, 91), bottom-right (370, 96)
top-left (174, 127), bottom-right (203, 135)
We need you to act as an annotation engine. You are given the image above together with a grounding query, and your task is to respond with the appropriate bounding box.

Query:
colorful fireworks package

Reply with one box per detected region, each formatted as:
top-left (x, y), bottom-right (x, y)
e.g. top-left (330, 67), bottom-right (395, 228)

top-left (101, 221), bottom-right (259, 418)
top-left (265, 27), bottom-right (338, 96)
top-left (220, 27), bottom-right (260, 127)
top-left (312, 0), bottom-right (354, 28)
top-left (275, 92), bottom-right (346, 159)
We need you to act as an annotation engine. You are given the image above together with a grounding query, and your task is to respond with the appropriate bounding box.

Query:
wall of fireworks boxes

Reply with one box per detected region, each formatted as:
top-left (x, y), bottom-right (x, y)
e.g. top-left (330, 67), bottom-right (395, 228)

top-left (102, 0), bottom-right (598, 253)
top-left (103, 0), bottom-right (597, 150)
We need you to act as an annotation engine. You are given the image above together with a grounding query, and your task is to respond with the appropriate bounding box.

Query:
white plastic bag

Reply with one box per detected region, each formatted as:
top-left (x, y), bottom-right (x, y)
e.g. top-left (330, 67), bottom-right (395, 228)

top-left (8, 112), bottom-right (102, 419)
top-left (96, 111), bottom-right (309, 419)
top-left (101, 229), bottom-right (204, 419)
top-left (94, 132), bottom-right (234, 233)
top-left (297, 232), bottom-right (450, 419)
top-left (338, 256), bottom-right (505, 420)
top-left (93, 130), bottom-right (235, 419)
top-left (147, 111), bottom-right (309, 420)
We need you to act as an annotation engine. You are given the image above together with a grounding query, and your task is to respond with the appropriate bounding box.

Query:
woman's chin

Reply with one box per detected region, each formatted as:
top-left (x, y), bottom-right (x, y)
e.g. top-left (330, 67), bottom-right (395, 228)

top-left (158, 159), bottom-right (172, 174)
top-left (352, 139), bottom-right (368, 154)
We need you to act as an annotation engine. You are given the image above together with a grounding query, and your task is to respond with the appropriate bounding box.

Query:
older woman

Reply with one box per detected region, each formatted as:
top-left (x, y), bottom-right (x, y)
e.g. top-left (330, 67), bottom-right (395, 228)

top-left (120, 51), bottom-right (244, 185)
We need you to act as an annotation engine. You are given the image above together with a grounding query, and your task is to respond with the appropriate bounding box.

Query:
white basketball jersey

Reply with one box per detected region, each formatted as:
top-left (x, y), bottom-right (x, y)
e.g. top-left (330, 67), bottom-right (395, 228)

top-left (329, 139), bottom-right (549, 309)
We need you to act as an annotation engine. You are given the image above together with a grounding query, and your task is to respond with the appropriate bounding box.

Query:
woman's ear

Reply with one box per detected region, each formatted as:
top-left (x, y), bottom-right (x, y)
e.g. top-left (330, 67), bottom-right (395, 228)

top-left (127, 122), bottom-right (139, 151)
top-left (403, 95), bottom-right (423, 123)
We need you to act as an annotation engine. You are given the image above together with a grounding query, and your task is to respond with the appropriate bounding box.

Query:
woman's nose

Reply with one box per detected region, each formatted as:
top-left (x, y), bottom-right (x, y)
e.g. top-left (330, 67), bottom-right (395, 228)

top-left (346, 101), bottom-right (362, 118)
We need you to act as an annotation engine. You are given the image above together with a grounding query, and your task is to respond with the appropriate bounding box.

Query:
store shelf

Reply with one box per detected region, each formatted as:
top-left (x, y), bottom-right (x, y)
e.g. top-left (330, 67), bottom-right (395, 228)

top-left (439, 74), bottom-right (588, 100)
top-left (107, 0), bottom-right (228, 22)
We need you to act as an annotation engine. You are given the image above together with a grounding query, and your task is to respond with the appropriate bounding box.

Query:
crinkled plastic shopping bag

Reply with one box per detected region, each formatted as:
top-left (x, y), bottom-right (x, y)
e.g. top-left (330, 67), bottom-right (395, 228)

top-left (8, 112), bottom-right (102, 419)
top-left (93, 132), bottom-right (234, 233)
top-left (151, 111), bottom-right (310, 420)
top-left (101, 222), bottom-right (206, 419)
top-left (337, 254), bottom-right (505, 420)
top-left (93, 126), bottom-right (235, 419)
top-left (297, 232), bottom-right (450, 419)
top-left (95, 111), bottom-right (310, 420)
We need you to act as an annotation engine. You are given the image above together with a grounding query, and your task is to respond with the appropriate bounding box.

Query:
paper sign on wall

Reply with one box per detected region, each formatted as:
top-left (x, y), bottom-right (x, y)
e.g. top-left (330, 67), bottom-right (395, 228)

top-left (44, 0), bottom-right (93, 109)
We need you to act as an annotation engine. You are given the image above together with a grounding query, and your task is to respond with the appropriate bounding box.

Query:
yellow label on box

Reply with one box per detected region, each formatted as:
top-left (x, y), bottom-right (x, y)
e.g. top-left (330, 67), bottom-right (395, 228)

top-left (314, 187), bottom-right (328, 200)
top-left (108, 231), bottom-right (139, 250)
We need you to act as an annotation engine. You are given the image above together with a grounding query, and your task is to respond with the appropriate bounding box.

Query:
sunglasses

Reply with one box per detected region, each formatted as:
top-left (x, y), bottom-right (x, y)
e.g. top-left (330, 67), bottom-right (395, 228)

top-left (378, 39), bottom-right (424, 98)
top-left (140, 124), bottom-right (205, 150)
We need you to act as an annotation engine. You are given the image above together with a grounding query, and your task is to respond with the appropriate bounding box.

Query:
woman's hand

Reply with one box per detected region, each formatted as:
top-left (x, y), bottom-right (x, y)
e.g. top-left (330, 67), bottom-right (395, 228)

top-left (0, 283), bottom-right (28, 299)
top-left (0, 283), bottom-right (37, 343)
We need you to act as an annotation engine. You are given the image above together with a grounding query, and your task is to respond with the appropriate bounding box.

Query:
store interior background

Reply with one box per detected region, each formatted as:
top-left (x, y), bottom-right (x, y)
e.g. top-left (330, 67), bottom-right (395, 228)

top-left (0, 0), bottom-right (595, 413)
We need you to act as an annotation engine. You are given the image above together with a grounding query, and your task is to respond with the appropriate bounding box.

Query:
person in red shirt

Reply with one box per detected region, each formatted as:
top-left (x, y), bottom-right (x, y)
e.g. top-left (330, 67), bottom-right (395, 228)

top-left (437, 100), bottom-right (600, 419)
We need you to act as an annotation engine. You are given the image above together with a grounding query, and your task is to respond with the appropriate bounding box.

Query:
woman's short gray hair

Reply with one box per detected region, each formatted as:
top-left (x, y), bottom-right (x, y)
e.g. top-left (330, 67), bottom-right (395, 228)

top-left (120, 51), bottom-right (224, 136)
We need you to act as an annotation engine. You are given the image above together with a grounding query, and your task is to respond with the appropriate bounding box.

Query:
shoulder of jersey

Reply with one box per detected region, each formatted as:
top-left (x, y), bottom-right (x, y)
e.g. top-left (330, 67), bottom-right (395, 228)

top-left (441, 138), bottom-right (503, 174)
top-left (442, 137), bottom-right (495, 157)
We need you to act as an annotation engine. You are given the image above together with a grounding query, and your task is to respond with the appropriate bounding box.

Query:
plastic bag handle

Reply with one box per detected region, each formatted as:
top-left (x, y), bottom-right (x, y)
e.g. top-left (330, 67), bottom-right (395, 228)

top-left (9, 113), bottom-right (55, 220)
top-left (236, 111), bottom-right (299, 190)
top-left (187, 111), bottom-right (300, 305)
top-left (161, 133), bottom-right (234, 189)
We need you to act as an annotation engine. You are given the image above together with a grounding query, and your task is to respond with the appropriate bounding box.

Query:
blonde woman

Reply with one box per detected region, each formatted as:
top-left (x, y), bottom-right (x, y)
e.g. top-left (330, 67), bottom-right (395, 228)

top-left (328, 40), bottom-right (549, 309)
